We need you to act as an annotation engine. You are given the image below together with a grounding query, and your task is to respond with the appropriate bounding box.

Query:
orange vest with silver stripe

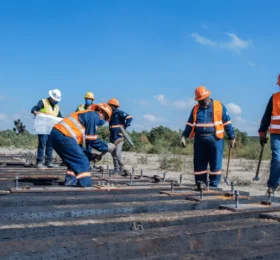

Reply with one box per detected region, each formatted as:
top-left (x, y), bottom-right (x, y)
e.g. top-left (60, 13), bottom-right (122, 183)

top-left (189, 100), bottom-right (225, 139)
top-left (54, 111), bottom-right (98, 144)
top-left (270, 92), bottom-right (280, 134)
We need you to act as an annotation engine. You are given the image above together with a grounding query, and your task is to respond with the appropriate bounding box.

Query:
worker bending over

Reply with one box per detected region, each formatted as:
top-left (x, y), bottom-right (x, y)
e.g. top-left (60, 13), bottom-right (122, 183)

top-left (181, 86), bottom-right (235, 188)
top-left (31, 89), bottom-right (62, 169)
top-left (258, 74), bottom-right (280, 193)
top-left (108, 98), bottom-right (133, 175)
top-left (50, 103), bottom-right (115, 187)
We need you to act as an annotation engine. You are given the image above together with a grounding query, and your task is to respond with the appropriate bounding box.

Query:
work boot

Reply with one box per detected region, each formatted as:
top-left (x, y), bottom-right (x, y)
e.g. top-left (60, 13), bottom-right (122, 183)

top-left (46, 162), bottom-right (59, 168)
top-left (121, 169), bottom-right (130, 177)
top-left (36, 162), bottom-right (47, 169)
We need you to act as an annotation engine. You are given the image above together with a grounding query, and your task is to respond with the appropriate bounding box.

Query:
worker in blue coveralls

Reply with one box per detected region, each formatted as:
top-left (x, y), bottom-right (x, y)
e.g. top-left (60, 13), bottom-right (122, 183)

top-left (31, 89), bottom-right (63, 169)
top-left (258, 74), bottom-right (280, 193)
top-left (181, 86), bottom-right (235, 188)
top-left (50, 103), bottom-right (116, 187)
top-left (107, 98), bottom-right (133, 175)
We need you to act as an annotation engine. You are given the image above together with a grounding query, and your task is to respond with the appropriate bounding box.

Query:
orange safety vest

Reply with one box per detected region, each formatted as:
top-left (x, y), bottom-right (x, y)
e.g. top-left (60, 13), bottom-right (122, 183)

top-left (189, 100), bottom-right (225, 139)
top-left (54, 110), bottom-right (98, 144)
top-left (270, 92), bottom-right (280, 134)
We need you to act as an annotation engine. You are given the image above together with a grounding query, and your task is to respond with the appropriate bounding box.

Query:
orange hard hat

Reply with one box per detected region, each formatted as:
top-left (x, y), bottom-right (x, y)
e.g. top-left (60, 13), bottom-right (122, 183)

top-left (96, 103), bottom-right (112, 121)
top-left (108, 98), bottom-right (120, 107)
top-left (277, 74), bottom-right (280, 86)
top-left (194, 86), bottom-right (211, 101)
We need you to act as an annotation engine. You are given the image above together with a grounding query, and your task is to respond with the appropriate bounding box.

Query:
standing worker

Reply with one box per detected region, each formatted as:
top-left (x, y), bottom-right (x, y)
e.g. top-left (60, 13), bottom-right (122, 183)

top-left (31, 89), bottom-right (62, 169)
top-left (50, 103), bottom-right (116, 187)
top-left (76, 92), bottom-right (95, 112)
top-left (108, 98), bottom-right (133, 175)
top-left (181, 86), bottom-right (235, 188)
top-left (258, 75), bottom-right (280, 193)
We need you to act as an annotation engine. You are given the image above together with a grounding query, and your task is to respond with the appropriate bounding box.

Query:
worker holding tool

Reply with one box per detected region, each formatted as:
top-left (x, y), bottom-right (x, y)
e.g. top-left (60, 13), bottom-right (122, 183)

top-left (258, 74), bottom-right (280, 193)
top-left (181, 86), bottom-right (235, 188)
top-left (50, 103), bottom-right (116, 187)
top-left (76, 92), bottom-right (95, 112)
top-left (31, 89), bottom-right (63, 169)
top-left (108, 98), bottom-right (133, 175)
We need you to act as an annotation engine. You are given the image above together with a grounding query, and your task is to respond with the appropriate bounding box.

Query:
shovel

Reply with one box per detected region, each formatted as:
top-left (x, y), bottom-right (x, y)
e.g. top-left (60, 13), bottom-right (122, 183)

top-left (253, 143), bottom-right (265, 181)
top-left (224, 146), bottom-right (233, 186)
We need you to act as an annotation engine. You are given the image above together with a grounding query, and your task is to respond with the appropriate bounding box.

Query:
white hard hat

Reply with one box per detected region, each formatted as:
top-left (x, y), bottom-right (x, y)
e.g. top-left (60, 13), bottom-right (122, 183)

top-left (49, 89), bottom-right (62, 102)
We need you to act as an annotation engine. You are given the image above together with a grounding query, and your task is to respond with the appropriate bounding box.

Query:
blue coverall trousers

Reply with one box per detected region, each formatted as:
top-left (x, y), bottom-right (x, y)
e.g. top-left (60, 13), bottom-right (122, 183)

top-left (194, 135), bottom-right (224, 187)
top-left (267, 134), bottom-right (280, 190)
top-left (50, 128), bottom-right (92, 187)
top-left (36, 134), bottom-right (53, 164)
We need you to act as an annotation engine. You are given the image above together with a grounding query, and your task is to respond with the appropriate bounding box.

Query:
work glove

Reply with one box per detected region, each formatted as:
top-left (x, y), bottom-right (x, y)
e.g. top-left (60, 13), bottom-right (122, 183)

top-left (228, 139), bottom-right (236, 148)
top-left (91, 153), bottom-right (103, 162)
top-left (108, 143), bottom-right (116, 153)
top-left (259, 137), bottom-right (268, 146)
top-left (180, 136), bottom-right (186, 148)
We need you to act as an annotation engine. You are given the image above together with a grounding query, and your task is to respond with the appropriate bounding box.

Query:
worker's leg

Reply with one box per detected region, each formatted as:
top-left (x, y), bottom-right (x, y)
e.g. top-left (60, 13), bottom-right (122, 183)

top-left (111, 147), bottom-right (120, 172)
top-left (193, 136), bottom-right (208, 186)
top-left (50, 129), bottom-right (92, 187)
top-left (267, 134), bottom-right (280, 190)
top-left (208, 136), bottom-right (224, 187)
top-left (45, 135), bottom-right (55, 166)
top-left (36, 134), bottom-right (48, 167)
top-left (116, 141), bottom-right (124, 172)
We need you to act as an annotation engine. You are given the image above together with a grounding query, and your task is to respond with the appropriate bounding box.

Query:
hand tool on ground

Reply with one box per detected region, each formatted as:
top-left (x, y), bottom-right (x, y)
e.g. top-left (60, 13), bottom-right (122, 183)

top-left (224, 146), bottom-right (233, 186)
top-left (253, 143), bottom-right (266, 181)
top-left (197, 181), bottom-right (205, 199)
top-left (119, 126), bottom-right (134, 147)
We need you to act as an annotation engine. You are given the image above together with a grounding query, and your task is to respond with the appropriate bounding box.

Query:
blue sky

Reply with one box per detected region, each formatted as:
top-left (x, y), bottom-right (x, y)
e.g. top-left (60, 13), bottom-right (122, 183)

top-left (0, 0), bottom-right (280, 135)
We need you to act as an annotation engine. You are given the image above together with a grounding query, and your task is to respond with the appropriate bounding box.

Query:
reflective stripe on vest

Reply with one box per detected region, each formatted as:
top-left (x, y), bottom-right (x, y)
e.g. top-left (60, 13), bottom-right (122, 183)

top-left (270, 92), bottom-right (280, 134)
top-left (110, 124), bottom-right (124, 128)
top-left (54, 111), bottom-right (89, 144)
top-left (189, 100), bottom-right (224, 139)
top-left (40, 99), bottom-right (59, 116)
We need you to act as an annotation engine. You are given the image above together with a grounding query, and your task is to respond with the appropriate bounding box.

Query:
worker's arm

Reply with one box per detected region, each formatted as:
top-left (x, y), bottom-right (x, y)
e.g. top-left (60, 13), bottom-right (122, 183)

top-left (31, 100), bottom-right (44, 115)
top-left (258, 96), bottom-right (272, 136)
top-left (57, 110), bottom-right (63, 118)
top-left (182, 108), bottom-right (194, 138)
top-left (222, 104), bottom-right (235, 140)
top-left (121, 111), bottom-right (133, 129)
top-left (80, 112), bottom-right (108, 152)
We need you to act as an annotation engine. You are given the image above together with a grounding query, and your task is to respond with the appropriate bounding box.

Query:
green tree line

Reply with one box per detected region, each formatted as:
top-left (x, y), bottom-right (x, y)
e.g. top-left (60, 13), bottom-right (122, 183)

top-left (0, 126), bottom-right (271, 160)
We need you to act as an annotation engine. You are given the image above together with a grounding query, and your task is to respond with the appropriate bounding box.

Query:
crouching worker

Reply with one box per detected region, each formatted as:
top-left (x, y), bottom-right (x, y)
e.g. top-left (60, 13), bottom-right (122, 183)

top-left (50, 103), bottom-right (115, 187)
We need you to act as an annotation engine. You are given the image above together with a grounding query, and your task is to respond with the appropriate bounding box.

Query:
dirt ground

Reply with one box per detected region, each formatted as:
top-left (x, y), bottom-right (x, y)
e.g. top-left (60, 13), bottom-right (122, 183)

top-left (0, 147), bottom-right (277, 197)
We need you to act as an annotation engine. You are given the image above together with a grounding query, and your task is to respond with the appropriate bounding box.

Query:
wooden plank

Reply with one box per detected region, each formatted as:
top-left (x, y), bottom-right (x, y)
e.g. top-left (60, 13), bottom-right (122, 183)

top-left (160, 190), bottom-right (223, 196)
top-left (260, 211), bottom-right (280, 221)
top-left (220, 203), bottom-right (280, 213)
top-left (0, 190), bottom-right (10, 195)
top-left (186, 195), bottom-right (250, 202)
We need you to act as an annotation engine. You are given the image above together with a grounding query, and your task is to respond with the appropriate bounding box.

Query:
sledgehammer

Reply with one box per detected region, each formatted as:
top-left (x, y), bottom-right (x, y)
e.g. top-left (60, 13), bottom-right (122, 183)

top-left (253, 143), bottom-right (265, 181)
top-left (224, 146), bottom-right (233, 186)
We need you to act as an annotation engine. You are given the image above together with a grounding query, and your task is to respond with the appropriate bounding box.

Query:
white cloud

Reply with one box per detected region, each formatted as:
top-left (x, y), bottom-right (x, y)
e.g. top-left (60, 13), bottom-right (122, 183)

top-left (224, 33), bottom-right (251, 52)
top-left (236, 116), bottom-right (246, 122)
top-left (143, 114), bottom-right (166, 123)
top-left (154, 94), bottom-right (168, 105)
top-left (0, 113), bottom-right (8, 121)
top-left (226, 103), bottom-right (242, 115)
top-left (191, 32), bottom-right (251, 53)
top-left (143, 114), bottom-right (156, 122)
top-left (154, 94), bottom-right (195, 110)
top-left (139, 100), bottom-right (148, 106)
top-left (173, 98), bottom-right (196, 110)
top-left (248, 62), bottom-right (255, 67)
top-left (191, 33), bottom-right (216, 46)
